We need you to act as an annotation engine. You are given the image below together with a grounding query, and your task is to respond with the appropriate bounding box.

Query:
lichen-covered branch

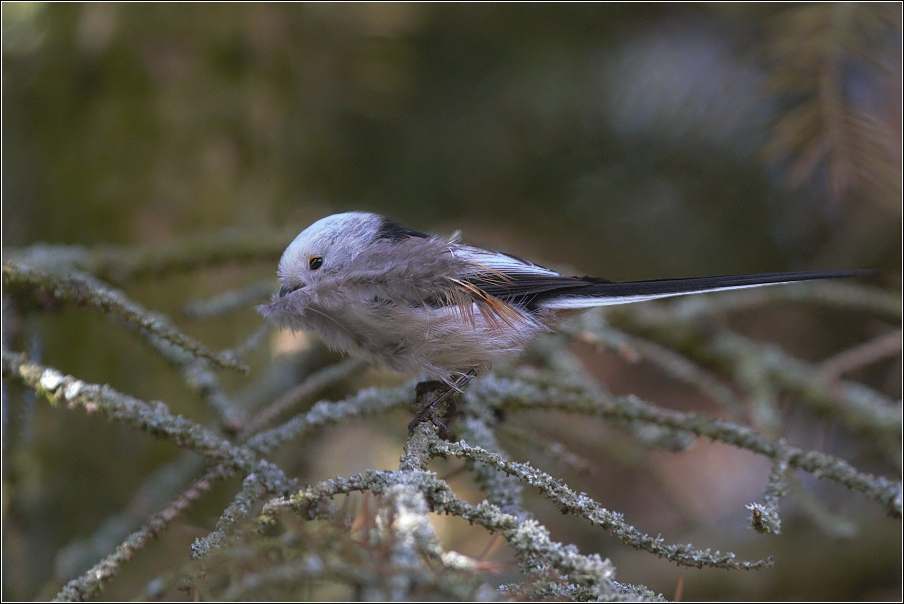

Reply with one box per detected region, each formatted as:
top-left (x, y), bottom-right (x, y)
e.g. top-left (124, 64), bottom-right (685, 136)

top-left (456, 394), bottom-right (528, 519)
top-left (53, 453), bottom-right (206, 583)
top-left (191, 473), bottom-right (269, 560)
top-left (429, 438), bottom-right (774, 570)
top-left (574, 323), bottom-right (745, 418)
top-left (708, 331), bottom-right (899, 440)
top-left (261, 423), bottom-right (770, 602)
top-left (124, 311), bottom-right (245, 430)
top-left (748, 445), bottom-right (792, 534)
top-left (498, 425), bottom-right (595, 475)
top-left (224, 324), bottom-right (272, 362)
top-left (8, 228), bottom-right (297, 284)
top-left (183, 280), bottom-right (276, 318)
top-left (472, 375), bottom-right (902, 516)
top-left (501, 575), bottom-right (666, 602)
top-left (259, 466), bottom-right (632, 600)
top-left (595, 304), bottom-right (900, 447)
top-left (2, 262), bottom-right (246, 372)
top-left (240, 357), bottom-right (369, 439)
top-left (1, 351), bottom-right (292, 495)
top-left (246, 381), bottom-right (417, 455)
top-left (255, 425), bottom-right (502, 599)
top-left (53, 466), bottom-right (228, 602)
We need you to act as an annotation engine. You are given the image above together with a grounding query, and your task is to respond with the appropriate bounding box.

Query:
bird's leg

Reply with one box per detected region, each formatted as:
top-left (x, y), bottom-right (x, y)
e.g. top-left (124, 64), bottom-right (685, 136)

top-left (407, 370), bottom-right (476, 437)
top-left (409, 380), bottom-right (451, 438)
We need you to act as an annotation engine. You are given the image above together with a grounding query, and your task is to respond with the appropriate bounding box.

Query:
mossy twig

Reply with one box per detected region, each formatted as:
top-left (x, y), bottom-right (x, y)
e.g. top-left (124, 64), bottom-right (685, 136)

top-left (1, 351), bottom-right (291, 494)
top-left (53, 466), bottom-right (229, 602)
top-left (430, 438), bottom-right (774, 570)
top-left (2, 262), bottom-right (246, 372)
top-left (479, 375), bottom-right (902, 516)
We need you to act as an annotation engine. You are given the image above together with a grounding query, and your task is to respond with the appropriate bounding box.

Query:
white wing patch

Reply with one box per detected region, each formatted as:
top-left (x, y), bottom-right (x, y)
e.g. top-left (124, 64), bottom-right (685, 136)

top-left (457, 247), bottom-right (562, 277)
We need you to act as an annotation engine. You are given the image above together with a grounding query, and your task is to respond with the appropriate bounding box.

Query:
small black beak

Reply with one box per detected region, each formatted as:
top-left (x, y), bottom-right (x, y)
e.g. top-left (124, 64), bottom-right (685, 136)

top-left (279, 284), bottom-right (303, 298)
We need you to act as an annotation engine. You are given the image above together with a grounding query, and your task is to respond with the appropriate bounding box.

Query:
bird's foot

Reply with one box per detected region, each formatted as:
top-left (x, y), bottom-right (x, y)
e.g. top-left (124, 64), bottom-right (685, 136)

top-left (407, 371), bottom-right (475, 439)
top-left (408, 380), bottom-right (455, 439)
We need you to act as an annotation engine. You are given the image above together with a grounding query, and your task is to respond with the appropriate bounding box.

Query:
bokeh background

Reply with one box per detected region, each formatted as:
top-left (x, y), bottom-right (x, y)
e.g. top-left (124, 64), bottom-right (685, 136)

top-left (2, 3), bottom-right (901, 601)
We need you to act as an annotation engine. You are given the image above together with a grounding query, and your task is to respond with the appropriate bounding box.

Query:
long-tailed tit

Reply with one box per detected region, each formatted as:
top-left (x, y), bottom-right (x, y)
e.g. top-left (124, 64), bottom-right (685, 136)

top-left (260, 211), bottom-right (866, 396)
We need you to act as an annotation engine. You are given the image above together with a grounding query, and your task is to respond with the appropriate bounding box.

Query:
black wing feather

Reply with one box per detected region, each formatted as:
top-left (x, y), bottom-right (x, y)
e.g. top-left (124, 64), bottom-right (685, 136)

top-left (469, 269), bottom-right (872, 310)
top-left (374, 218), bottom-right (429, 242)
top-left (467, 273), bottom-right (607, 298)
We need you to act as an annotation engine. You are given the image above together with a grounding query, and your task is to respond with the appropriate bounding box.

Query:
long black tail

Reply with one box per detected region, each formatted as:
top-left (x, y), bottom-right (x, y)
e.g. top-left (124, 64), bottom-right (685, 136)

top-left (536, 270), bottom-right (872, 310)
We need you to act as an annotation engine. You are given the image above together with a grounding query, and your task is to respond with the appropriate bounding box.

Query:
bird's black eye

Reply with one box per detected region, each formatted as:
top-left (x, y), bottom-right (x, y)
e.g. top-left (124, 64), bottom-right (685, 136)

top-left (309, 256), bottom-right (323, 270)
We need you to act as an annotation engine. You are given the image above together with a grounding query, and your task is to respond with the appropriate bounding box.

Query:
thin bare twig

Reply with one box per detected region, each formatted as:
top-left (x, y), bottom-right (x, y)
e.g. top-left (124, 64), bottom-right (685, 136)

top-left (821, 329), bottom-right (902, 379)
